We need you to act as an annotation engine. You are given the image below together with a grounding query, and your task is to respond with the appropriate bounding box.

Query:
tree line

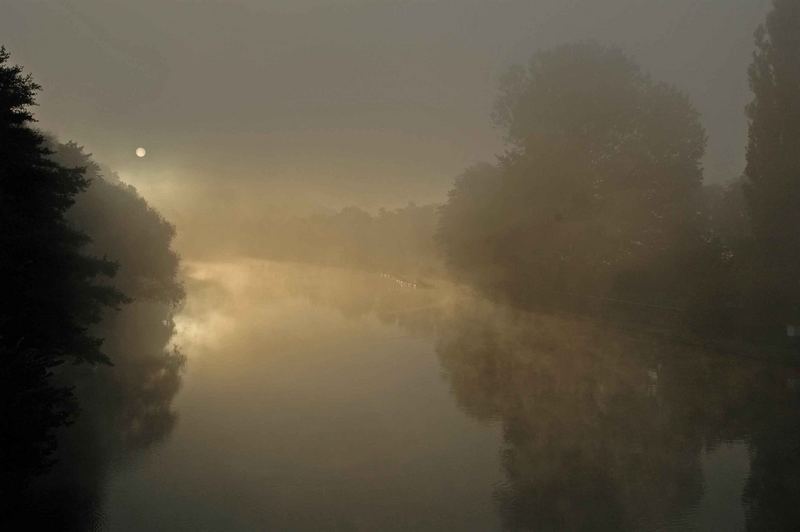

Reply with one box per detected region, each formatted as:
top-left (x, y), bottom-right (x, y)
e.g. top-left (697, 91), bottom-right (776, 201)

top-left (437, 0), bottom-right (800, 345)
top-left (0, 46), bottom-right (184, 527)
top-left (235, 1), bottom-right (798, 348)
top-left (248, 203), bottom-right (441, 279)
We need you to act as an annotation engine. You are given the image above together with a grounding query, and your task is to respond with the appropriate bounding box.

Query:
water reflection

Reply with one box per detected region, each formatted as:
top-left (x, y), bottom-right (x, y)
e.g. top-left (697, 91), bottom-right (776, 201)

top-left (102, 261), bottom-right (502, 531)
top-left (31, 259), bottom-right (800, 531)
top-left (238, 261), bottom-right (800, 531)
top-left (4, 298), bottom-right (184, 531)
top-left (435, 302), bottom-right (800, 531)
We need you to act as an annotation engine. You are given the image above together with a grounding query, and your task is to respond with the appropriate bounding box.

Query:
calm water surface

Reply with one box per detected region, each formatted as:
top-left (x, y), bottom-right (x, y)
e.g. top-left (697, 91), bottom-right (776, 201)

top-left (91, 259), bottom-right (798, 531)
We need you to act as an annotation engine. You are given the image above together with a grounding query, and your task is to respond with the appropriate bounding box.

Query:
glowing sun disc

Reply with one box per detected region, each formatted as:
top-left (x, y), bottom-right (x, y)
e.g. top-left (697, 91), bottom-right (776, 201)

top-left (135, 147), bottom-right (147, 158)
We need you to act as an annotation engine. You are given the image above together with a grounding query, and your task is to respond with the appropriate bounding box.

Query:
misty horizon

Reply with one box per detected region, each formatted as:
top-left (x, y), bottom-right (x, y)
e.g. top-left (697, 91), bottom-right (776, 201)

top-left (2, 1), bottom-right (771, 256)
top-left (4, 1), bottom-right (800, 530)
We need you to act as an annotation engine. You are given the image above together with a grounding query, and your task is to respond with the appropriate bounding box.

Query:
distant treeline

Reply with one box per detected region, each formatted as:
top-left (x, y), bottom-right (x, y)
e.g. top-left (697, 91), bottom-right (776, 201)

top-left (250, 203), bottom-right (442, 279)
top-left (0, 47), bottom-right (183, 526)
top-left (437, 2), bottom-right (800, 343)
top-left (244, 0), bottom-right (799, 346)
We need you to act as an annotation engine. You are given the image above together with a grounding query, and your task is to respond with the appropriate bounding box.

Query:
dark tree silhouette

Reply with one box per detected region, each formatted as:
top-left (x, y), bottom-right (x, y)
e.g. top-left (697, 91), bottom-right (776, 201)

top-left (0, 46), bottom-right (125, 503)
top-left (736, 4), bottom-right (800, 527)
top-left (743, 0), bottom-right (800, 330)
top-left (0, 47), bottom-right (125, 366)
top-left (2, 139), bottom-right (185, 530)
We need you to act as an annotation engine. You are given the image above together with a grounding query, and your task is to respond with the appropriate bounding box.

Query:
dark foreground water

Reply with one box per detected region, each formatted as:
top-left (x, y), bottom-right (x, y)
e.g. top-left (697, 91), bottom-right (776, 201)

top-left (25, 260), bottom-right (800, 530)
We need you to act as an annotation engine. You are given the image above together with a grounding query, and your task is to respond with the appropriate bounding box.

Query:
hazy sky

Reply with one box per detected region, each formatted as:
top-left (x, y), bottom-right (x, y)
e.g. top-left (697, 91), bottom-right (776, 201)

top-left (1, 0), bottom-right (771, 221)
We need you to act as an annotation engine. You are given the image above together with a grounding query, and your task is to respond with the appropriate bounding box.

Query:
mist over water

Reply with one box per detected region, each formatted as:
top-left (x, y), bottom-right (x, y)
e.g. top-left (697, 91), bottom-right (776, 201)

top-left (102, 260), bottom-right (764, 531)
top-left (4, 1), bottom-right (800, 530)
top-left (102, 261), bottom-right (501, 531)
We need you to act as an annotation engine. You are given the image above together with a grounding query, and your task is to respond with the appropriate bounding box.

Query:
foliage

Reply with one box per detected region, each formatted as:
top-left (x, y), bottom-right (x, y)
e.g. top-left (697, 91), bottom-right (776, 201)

top-left (0, 48), bottom-right (184, 523)
top-left (6, 140), bottom-right (188, 529)
top-left (0, 47), bottom-right (126, 367)
top-left (743, 0), bottom-right (800, 327)
top-left (54, 140), bottom-right (184, 305)
top-left (438, 43), bottom-right (739, 334)
top-left (0, 47), bottom-right (126, 495)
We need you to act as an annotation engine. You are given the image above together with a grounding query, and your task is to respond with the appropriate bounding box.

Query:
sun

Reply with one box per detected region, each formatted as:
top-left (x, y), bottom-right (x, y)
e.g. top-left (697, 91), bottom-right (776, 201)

top-left (135, 147), bottom-right (147, 158)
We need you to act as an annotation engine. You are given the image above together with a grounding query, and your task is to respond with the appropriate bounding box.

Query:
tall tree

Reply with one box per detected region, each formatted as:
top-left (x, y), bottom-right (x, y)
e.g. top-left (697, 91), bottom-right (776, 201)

top-left (3, 139), bottom-right (186, 530)
top-left (744, 0), bottom-right (800, 327)
top-left (439, 43), bottom-right (710, 314)
top-left (0, 46), bottom-right (125, 491)
top-left (0, 46), bottom-right (124, 364)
